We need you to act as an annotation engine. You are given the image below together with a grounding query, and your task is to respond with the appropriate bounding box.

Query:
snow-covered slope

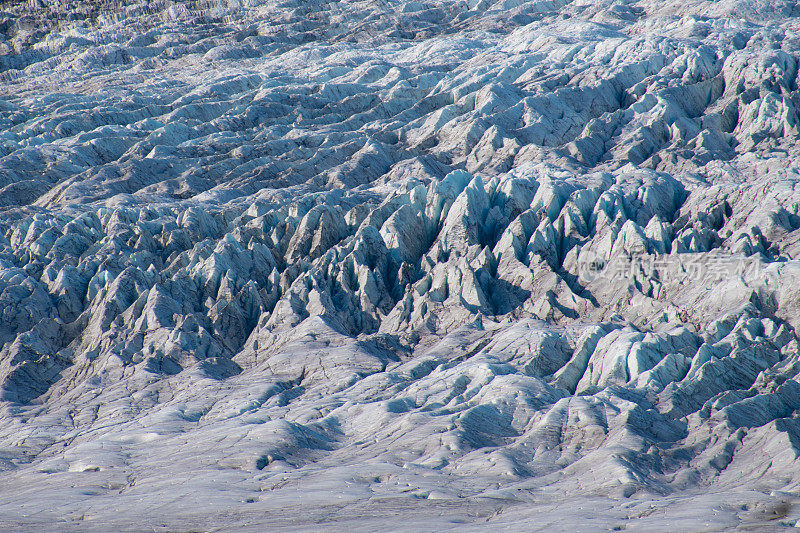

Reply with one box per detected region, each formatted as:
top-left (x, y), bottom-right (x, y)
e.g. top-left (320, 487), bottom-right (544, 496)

top-left (2, 0), bottom-right (800, 529)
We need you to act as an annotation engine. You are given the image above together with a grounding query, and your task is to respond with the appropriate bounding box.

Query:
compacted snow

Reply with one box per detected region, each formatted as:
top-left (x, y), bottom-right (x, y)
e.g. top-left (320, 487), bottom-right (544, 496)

top-left (2, 0), bottom-right (800, 530)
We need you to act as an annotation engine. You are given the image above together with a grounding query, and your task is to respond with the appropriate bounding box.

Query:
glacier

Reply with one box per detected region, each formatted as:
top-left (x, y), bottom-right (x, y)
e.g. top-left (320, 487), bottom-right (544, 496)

top-left (2, 0), bottom-right (800, 530)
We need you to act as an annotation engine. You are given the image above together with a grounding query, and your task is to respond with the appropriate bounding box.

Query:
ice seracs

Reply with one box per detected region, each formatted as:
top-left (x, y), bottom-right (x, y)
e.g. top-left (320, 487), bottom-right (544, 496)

top-left (2, 0), bottom-right (800, 530)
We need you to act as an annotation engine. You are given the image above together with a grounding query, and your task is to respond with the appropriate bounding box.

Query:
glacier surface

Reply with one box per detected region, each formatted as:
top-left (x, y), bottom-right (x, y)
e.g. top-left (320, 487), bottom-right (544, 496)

top-left (2, 0), bottom-right (800, 530)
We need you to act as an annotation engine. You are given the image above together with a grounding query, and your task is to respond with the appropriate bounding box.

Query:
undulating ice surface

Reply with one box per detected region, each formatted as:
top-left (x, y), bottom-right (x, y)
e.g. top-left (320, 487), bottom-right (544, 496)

top-left (2, 0), bottom-right (800, 530)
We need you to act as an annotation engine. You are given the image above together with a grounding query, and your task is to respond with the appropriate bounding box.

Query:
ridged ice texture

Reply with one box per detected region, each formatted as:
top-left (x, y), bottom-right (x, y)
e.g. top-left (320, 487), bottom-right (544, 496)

top-left (2, 0), bottom-right (800, 530)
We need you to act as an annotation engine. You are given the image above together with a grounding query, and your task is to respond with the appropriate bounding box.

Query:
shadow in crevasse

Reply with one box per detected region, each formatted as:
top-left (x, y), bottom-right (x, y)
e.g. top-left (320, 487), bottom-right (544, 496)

top-left (197, 356), bottom-right (243, 380)
top-left (1, 355), bottom-right (71, 404)
top-left (558, 268), bottom-right (599, 307)
top-left (547, 290), bottom-right (579, 319)
top-left (488, 277), bottom-right (531, 316)
top-left (776, 417), bottom-right (800, 459)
